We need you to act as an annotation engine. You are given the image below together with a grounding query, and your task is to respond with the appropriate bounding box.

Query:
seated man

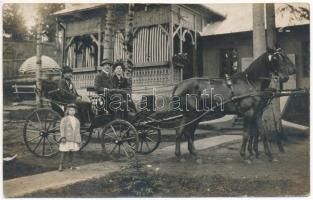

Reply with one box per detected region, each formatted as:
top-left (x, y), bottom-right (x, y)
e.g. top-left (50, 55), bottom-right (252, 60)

top-left (58, 66), bottom-right (93, 126)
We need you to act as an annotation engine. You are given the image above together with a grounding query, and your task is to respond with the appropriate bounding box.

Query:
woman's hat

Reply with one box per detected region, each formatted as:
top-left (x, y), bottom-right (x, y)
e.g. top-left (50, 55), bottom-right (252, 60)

top-left (66, 103), bottom-right (77, 109)
top-left (112, 61), bottom-right (125, 71)
top-left (100, 59), bottom-right (113, 66)
top-left (62, 65), bottom-right (73, 74)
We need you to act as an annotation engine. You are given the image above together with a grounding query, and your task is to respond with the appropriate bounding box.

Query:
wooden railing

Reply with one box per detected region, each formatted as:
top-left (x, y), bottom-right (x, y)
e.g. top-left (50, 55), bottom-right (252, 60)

top-left (72, 72), bottom-right (97, 90)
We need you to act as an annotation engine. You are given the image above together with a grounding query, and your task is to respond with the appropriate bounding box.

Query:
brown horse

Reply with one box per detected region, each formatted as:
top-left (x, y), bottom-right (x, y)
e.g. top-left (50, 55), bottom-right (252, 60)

top-left (172, 48), bottom-right (296, 161)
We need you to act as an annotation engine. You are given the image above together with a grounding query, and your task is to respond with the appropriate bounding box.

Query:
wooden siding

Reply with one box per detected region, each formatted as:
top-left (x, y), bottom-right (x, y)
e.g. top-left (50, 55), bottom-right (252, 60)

top-left (66, 17), bottom-right (101, 37)
top-left (133, 6), bottom-right (170, 28)
top-left (113, 31), bottom-right (127, 62)
top-left (133, 25), bottom-right (169, 64)
top-left (172, 5), bottom-right (203, 32)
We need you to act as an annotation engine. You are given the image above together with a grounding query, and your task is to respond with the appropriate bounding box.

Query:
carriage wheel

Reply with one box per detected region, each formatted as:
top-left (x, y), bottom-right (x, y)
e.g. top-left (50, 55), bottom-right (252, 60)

top-left (23, 109), bottom-right (61, 158)
top-left (101, 119), bottom-right (138, 158)
top-left (137, 126), bottom-right (161, 154)
top-left (79, 128), bottom-right (93, 151)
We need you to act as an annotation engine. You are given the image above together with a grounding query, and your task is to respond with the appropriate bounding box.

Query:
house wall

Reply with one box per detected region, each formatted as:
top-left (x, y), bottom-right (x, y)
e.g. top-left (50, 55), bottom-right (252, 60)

top-left (202, 32), bottom-right (253, 78)
top-left (201, 25), bottom-right (309, 89)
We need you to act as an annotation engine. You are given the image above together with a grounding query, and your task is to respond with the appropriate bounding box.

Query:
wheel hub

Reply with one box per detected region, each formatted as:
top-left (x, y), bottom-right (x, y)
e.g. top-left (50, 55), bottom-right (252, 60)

top-left (114, 137), bottom-right (124, 144)
top-left (40, 131), bottom-right (49, 137)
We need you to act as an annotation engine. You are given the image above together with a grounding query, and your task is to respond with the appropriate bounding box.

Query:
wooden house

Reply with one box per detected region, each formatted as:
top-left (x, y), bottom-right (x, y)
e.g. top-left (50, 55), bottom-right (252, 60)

top-left (200, 4), bottom-right (310, 90)
top-left (53, 4), bottom-right (224, 97)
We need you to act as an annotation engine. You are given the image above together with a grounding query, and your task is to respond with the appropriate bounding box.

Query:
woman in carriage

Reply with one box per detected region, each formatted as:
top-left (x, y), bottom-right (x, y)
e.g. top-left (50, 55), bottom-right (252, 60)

top-left (112, 62), bottom-right (130, 90)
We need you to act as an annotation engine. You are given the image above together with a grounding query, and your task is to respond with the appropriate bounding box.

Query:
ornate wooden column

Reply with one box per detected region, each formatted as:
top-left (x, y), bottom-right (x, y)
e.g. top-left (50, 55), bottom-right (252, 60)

top-left (103, 5), bottom-right (115, 63)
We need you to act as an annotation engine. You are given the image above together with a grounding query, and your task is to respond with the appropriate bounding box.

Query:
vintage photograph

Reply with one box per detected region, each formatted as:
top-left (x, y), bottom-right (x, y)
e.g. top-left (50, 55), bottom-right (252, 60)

top-left (2, 1), bottom-right (310, 197)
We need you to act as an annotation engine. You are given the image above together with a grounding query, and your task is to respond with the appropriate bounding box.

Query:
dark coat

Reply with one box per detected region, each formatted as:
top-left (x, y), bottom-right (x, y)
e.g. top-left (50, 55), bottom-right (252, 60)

top-left (58, 78), bottom-right (79, 102)
top-left (94, 71), bottom-right (113, 94)
top-left (112, 75), bottom-right (129, 89)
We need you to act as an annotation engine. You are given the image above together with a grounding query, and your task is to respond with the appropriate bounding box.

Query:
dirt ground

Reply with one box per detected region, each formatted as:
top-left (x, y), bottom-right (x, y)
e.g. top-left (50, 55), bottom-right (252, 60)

top-left (3, 107), bottom-right (310, 197)
top-left (25, 134), bottom-right (310, 197)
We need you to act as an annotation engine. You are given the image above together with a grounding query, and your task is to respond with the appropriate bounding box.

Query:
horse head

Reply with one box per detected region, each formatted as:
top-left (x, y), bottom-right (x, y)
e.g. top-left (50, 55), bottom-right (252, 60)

top-left (268, 48), bottom-right (296, 82)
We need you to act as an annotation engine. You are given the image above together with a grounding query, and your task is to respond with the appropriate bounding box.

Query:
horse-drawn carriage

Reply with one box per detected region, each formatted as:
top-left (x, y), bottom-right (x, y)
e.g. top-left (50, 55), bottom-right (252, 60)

top-left (23, 82), bottom-right (161, 158)
top-left (23, 48), bottom-right (306, 161)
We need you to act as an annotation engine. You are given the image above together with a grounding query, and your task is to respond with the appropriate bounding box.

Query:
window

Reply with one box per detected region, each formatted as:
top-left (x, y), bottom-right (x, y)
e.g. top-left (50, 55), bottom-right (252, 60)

top-left (220, 48), bottom-right (238, 77)
top-left (302, 41), bottom-right (309, 77)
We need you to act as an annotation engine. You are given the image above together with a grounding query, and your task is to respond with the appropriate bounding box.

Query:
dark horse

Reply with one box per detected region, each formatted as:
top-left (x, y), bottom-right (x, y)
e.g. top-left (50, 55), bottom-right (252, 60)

top-left (172, 48), bottom-right (296, 161)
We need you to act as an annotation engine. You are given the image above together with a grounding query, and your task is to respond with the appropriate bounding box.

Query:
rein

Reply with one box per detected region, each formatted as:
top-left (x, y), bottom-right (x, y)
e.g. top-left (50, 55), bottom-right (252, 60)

top-left (142, 90), bottom-right (277, 131)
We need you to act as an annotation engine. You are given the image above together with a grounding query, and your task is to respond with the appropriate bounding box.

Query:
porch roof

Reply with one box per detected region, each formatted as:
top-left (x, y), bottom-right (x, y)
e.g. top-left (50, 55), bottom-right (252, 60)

top-left (53, 4), bottom-right (106, 16)
top-left (53, 4), bottom-right (225, 21)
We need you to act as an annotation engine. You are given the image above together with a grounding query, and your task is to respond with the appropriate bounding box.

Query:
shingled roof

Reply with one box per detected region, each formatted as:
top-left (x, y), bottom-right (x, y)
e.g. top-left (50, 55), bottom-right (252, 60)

top-left (53, 4), bottom-right (105, 16)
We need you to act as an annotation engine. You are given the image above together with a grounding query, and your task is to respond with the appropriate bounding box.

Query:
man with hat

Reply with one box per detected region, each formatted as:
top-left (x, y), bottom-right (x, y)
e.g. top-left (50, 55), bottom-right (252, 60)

top-left (58, 65), bottom-right (93, 126)
top-left (94, 59), bottom-right (114, 94)
top-left (59, 66), bottom-right (80, 101)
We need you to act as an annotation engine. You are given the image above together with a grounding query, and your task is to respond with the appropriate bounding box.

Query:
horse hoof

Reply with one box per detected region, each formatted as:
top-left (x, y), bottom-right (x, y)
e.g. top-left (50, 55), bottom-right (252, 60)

top-left (240, 152), bottom-right (245, 157)
top-left (180, 158), bottom-right (186, 163)
top-left (279, 149), bottom-right (285, 153)
top-left (244, 159), bottom-right (252, 164)
top-left (273, 158), bottom-right (279, 162)
top-left (196, 158), bottom-right (203, 164)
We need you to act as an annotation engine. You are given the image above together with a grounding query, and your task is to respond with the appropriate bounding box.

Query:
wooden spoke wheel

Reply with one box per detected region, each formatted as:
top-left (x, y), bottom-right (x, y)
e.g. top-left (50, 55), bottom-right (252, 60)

top-left (101, 119), bottom-right (138, 158)
top-left (79, 127), bottom-right (93, 151)
top-left (137, 126), bottom-right (161, 154)
top-left (23, 109), bottom-right (61, 158)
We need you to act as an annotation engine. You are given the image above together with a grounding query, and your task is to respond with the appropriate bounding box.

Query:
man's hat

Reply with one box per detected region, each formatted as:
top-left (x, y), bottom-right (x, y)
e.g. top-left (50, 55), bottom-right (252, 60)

top-left (62, 65), bottom-right (73, 73)
top-left (100, 59), bottom-right (113, 66)
top-left (66, 103), bottom-right (77, 109)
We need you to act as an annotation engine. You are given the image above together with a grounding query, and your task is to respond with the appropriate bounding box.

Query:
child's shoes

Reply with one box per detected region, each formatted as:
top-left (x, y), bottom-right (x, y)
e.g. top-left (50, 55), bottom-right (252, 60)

top-left (69, 166), bottom-right (80, 170)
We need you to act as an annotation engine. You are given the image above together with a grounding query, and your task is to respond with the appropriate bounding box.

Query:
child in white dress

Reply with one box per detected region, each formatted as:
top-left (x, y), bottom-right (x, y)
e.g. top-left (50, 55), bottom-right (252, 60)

top-left (58, 103), bottom-right (81, 171)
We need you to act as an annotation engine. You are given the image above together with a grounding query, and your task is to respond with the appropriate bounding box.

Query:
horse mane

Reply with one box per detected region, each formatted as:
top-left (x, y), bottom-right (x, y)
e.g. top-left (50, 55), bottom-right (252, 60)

top-left (232, 52), bottom-right (271, 81)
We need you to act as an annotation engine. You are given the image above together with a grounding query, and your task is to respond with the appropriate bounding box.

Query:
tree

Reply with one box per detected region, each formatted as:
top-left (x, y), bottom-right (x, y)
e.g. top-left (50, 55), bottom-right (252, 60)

top-left (3, 4), bottom-right (28, 41)
top-left (277, 4), bottom-right (310, 24)
top-left (33, 4), bottom-right (65, 42)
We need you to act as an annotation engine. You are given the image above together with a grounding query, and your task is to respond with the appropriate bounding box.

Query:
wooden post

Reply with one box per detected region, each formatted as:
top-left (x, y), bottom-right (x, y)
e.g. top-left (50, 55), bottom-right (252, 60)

top-left (266, 4), bottom-right (276, 49)
top-left (192, 31), bottom-right (198, 77)
top-left (169, 6), bottom-right (174, 84)
top-left (36, 21), bottom-right (43, 108)
top-left (125, 4), bottom-right (135, 90)
top-left (97, 17), bottom-right (102, 71)
top-left (265, 3), bottom-right (282, 134)
top-left (252, 4), bottom-right (266, 58)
